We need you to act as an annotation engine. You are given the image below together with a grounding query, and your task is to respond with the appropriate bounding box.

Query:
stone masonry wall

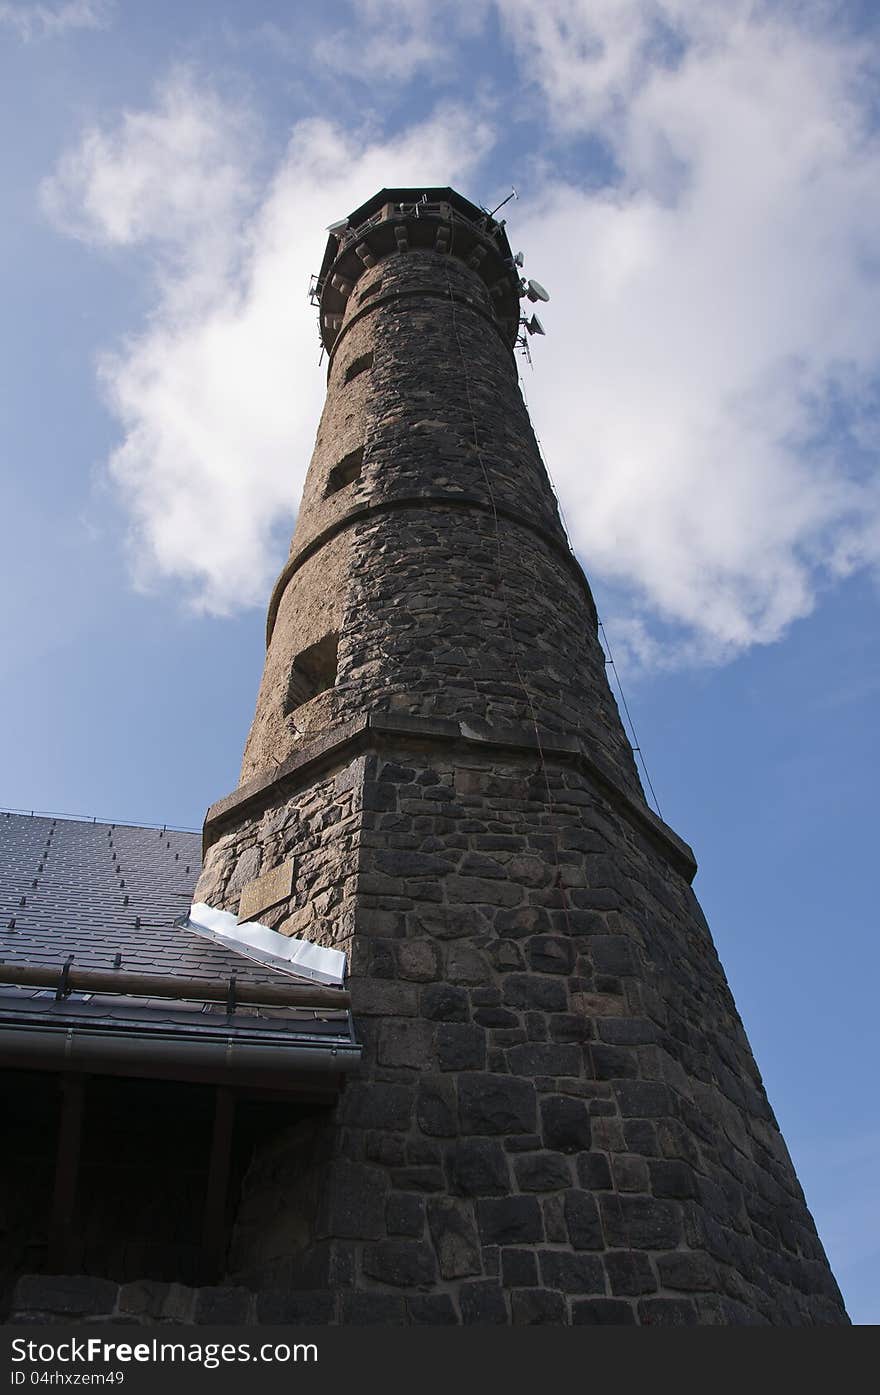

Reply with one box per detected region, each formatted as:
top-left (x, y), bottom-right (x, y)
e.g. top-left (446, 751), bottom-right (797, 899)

top-left (196, 735), bottom-right (847, 1325)
top-left (195, 757), bottom-right (362, 954)
top-left (241, 245), bottom-right (641, 799)
top-left (188, 202), bottom-right (848, 1323)
top-left (247, 508), bottom-right (641, 799)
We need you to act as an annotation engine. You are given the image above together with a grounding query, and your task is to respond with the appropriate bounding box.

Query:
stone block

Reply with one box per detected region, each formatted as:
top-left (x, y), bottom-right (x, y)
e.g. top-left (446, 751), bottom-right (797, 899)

top-left (378, 1019), bottom-right (434, 1069)
top-left (421, 983), bottom-right (469, 1021)
top-left (504, 974), bottom-right (567, 1012)
top-left (563, 1190), bottom-right (603, 1249)
top-left (511, 1289), bottom-right (567, 1325)
top-left (237, 859), bottom-right (294, 923)
top-left (576, 1151), bottom-right (612, 1190)
top-left (396, 940), bottom-right (440, 981)
top-left (588, 935), bottom-right (638, 975)
top-left (501, 1247), bottom-right (539, 1287)
top-left (390, 1165), bottom-right (446, 1192)
top-left (318, 1160), bottom-right (388, 1239)
top-left (637, 1297), bottom-right (700, 1326)
top-left (527, 936), bottom-right (575, 974)
top-left (12, 1275), bottom-right (118, 1317)
top-left (458, 1074), bottom-right (536, 1135)
top-left (225, 845), bottom-right (261, 897)
top-left (386, 1193), bottom-right (425, 1237)
top-left (598, 1017), bottom-right (659, 1045)
top-left (193, 1287), bottom-right (253, 1325)
top-left (350, 979), bottom-right (419, 1016)
top-left (415, 906), bottom-right (480, 939)
top-left (458, 1281), bottom-right (509, 1325)
top-left (437, 1023), bottom-right (486, 1071)
top-left (538, 1251), bottom-right (605, 1294)
top-left (591, 1044), bottom-right (639, 1080)
top-left (650, 1158), bottom-right (698, 1198)
top-left (476, 1196), bottom-right (543, 1245)
top-left (607, 1154), bottom-right (646, 1196)
top-left (604, 1251), bottom-right (657, 1296)
top-left (495, 907), bottom-right (551, 937)
top-left (362, 1240), bottom-right (437, 1288)
top-left (340, 1293), bottom-right (407, 1325)
top-left (571, 1299), bottom-right (636, 1325)
top-left (450, 1138), bottom-right (510, 1196)
top-left (614, 1080), bottom-right (672, 1118)
top-left (374, 850), bottom-right (450, 877)
top-left (541, 1095), bottom-right (592, 1153)
top-left (572, 992), bottom-right (625, 1017)
top-left (117, 1280), bottom-right (168, 1317)
top-left (599, 1195), bottom-right (684, 1250)
top-left (542, 1195), bottom-right (568, 1243)
top-left (427, 1199), bottom-right (482, 1279)
top-left (256, 1291), bottom-right (335, 1324)
top-left (446, 944), bottom-right (490, 984)
top-left (339, 1082), bottom-right (413, 1130)
top-left (417, 1076), bottom-right (457, 1136)
top-left (657, 1251), bottom-right (719, 1292)
top-left (406, 1295), bottom-right (458, 1325)
top-left (507, 1042), bottom-right (583, 1077)
top-left (446, 876), bottom-right (522, 906)
top-left (474, 1006), bottom-right (519, 1028)
top-left (513, 1152), bottom-right (573, 1192)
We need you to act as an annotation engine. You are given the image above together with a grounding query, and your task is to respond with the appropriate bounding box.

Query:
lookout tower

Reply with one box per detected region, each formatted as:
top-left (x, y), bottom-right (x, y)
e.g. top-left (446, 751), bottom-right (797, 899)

top-left (195, 189), bottom-right (848, 1325)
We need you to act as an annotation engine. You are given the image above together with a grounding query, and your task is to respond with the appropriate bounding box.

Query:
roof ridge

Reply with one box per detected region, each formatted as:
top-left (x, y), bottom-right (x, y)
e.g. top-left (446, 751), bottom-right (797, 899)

top-left (0, 807), bottom-right (199, 834)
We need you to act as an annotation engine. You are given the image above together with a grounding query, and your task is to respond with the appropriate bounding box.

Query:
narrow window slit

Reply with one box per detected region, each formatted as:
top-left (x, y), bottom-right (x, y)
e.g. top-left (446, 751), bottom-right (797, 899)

top-left (344, 351), bottom-right (373, 385)
top-left (283, 633), bottom-right (339, 715)
top-left (326, 446), bottom-right (363, 495)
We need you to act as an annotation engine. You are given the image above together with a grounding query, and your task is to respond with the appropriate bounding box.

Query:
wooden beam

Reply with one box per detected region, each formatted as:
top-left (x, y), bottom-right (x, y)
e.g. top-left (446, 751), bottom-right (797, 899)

top-left (0, 960), bottom-right (349, 1010)
top-left (49, 1075), bottom-right (85, 1273)
top-left (201, 1086), bottom-right (235, 1283)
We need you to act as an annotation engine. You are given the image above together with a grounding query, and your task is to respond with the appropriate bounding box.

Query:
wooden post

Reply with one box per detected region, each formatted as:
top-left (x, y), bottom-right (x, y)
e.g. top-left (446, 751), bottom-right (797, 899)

top-left (49, 1075), bottom-right (85, 1273)
top-left (201, 1086), bottom-right (235, 1283)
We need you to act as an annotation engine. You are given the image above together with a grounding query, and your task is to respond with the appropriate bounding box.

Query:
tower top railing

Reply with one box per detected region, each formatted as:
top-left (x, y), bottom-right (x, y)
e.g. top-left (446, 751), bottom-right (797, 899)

top-left (313, 187), bottom-right (523, 353)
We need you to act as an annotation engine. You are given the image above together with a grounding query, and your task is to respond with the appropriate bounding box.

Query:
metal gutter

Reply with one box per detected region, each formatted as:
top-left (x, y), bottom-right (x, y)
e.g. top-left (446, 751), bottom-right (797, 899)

top-left (0, 1010), bottom-right (361, 1091)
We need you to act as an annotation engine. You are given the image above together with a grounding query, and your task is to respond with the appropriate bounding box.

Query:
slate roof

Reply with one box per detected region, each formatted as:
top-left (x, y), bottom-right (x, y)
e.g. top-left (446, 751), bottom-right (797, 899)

top-left (2, 811), bottom-right (284, 988)
top-left (0, 812), bottom-right (357, 1074)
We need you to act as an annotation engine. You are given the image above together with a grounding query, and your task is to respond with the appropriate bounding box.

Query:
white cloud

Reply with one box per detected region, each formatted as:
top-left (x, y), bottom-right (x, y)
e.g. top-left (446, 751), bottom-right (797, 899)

top-left (43, 75), bottom-right (495, 613)
top-left (505, 1), bottom-right (880, 660)
top-left (0, 0), bottom-right (112, 41)
top-left (42, 3), bottom-right (880, 663)
top-left (313, 0), bottom-right (490, 82)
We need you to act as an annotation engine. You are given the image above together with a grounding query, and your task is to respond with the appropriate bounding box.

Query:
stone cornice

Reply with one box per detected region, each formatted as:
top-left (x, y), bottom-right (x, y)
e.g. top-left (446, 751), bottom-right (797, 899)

top-left (203, 710), bottom-right (697, 884)
top-left (327, 285), bottom-right (516, 370)
top-left (266, 492), bottom-right (597, 648)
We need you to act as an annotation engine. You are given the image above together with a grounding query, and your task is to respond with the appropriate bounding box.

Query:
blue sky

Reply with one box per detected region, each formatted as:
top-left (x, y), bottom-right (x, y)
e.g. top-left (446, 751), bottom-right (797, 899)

top-left (1, 0), bottom-right (877, 1321)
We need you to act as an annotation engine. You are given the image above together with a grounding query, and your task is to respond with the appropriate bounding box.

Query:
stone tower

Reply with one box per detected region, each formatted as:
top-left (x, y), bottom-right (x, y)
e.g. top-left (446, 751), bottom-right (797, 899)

top-left (196, 188), bottom-right (848, 1325)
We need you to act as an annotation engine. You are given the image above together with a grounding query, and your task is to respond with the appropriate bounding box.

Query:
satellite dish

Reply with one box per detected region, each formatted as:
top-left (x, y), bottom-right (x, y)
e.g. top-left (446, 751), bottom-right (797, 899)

top-left (527, 279), bottom-right (550, 303)
top-left (526, 314), bottom-right (545, 336)
top-left (514, 251), bottom-right (525, 267)
top-left (326, 218), bottom-right (349, 234)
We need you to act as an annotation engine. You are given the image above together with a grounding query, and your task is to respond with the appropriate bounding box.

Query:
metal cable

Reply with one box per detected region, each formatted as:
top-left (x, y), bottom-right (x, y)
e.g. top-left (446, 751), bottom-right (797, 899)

top-left (517, 372), bottom-right (664, 821)
top-left (441, 255), bottom-right (647, 1305)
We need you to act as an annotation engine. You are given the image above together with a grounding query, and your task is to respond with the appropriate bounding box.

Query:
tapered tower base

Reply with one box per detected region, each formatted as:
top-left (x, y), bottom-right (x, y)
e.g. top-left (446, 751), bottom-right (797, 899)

top-left (195, 189), bottom-right (847, 1324)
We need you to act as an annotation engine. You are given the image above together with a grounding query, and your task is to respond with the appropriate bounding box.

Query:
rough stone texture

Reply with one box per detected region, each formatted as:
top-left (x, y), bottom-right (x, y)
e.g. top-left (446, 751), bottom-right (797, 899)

top-left (190, 194), bottom-right (847, 1325)
top-left (239, 243), bottom-right (640, 801)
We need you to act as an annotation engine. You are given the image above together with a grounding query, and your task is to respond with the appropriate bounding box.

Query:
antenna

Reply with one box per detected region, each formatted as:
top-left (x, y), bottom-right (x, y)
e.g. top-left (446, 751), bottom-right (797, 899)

top-left (526, 279), bottom-right (550, 303)
top-left (514, 251), bottom-right (525, 267)
top-left (525, 315), bottom-right (545, 336)
top-left (488, 187), bottom-right (518, 219)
